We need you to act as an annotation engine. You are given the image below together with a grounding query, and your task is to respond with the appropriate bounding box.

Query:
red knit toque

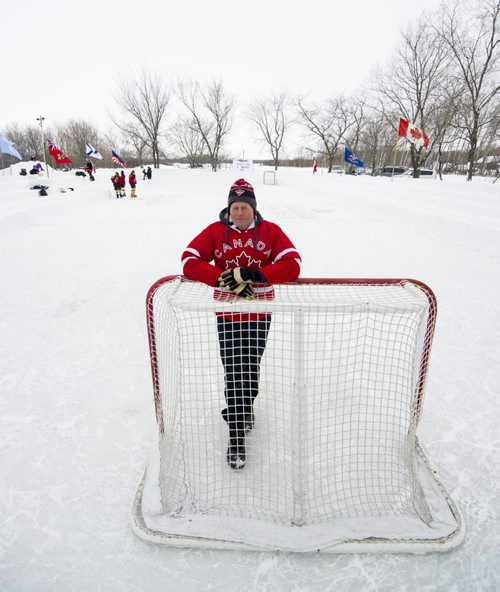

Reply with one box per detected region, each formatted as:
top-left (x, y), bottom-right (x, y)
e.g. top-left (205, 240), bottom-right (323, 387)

top-left (228, 178), bottom-right (256, 211)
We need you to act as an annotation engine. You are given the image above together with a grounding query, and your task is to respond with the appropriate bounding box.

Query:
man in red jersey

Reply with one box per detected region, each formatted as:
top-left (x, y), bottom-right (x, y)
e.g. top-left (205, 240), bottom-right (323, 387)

top-left (181, 178), bottom-right (301, 469)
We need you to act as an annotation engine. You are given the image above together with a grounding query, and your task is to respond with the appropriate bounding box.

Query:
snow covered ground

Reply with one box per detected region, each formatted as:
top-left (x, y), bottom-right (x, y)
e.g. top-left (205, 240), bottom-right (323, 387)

top-left (1, 164), bottom-right (499, 591)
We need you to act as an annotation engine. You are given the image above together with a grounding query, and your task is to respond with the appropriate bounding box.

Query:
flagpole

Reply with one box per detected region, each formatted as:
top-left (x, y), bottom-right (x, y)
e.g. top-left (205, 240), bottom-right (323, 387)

top-left (36, 116), bottom-right (49, 179)
top-left (391, 135), bottom-right (400, 181)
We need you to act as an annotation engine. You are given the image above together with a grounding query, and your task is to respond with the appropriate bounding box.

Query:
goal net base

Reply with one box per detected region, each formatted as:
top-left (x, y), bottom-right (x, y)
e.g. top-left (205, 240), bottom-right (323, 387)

top-left (131, 277), bottom-right (464, 553)
top-left (130, 438), bottom-right (463, 553)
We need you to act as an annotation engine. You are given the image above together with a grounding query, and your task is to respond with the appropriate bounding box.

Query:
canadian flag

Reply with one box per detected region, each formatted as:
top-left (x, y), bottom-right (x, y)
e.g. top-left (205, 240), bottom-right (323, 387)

top-left (398, 118), bottom-right (430, 150)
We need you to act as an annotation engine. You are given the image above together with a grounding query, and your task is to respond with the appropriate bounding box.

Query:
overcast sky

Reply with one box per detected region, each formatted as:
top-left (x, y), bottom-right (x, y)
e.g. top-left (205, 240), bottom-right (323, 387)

top-left (3, 0), bottom-right (443, 159)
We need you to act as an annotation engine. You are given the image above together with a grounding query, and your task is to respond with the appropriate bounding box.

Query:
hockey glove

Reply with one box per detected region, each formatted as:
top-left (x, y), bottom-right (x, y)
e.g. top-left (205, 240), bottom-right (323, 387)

top-left (215, 274), bottom-right (256, 299)
top-left (218, 267), bottom-right (266, 291)
top-left (237, 284), bottom-right (256, 300)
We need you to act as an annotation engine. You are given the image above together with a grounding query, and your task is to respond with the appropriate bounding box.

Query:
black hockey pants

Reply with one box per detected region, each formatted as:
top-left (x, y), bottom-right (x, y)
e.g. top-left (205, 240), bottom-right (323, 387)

top-left (217, 316), bottom-right (271, 431)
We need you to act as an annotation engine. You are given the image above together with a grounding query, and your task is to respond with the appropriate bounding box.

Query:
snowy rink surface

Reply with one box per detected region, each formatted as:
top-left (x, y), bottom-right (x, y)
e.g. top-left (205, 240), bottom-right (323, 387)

top-left (0, 165), bottom-right (499, 591)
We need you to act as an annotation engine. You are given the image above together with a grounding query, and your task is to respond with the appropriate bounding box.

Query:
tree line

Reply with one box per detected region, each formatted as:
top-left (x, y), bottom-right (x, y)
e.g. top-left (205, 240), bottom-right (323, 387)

top-left (2, 0), bottom-right (498, 181)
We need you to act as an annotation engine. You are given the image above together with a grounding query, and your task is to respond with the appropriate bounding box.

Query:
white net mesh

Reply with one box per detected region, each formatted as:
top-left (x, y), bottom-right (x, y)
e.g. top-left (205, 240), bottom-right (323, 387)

top-left (147, 278), bottom-right (435, 528)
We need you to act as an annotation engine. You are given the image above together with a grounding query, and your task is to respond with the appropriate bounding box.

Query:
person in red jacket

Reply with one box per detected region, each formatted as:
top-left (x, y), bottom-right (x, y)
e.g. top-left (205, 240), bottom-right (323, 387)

top-left (119, 170), bottom-right (126, 197)
top-left (129, 170), bottom-right (137, 197)
top-left (85, 161), bottom-right (95, 181)
top-left (181, 178), bottom-right (301, 469)
top-left (111, 172), bottom-right (121, 198)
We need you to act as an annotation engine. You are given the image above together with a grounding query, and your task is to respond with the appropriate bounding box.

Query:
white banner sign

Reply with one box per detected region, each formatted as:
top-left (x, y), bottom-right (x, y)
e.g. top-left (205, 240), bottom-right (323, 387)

top-left (233, 159), bottom-right (253, 171)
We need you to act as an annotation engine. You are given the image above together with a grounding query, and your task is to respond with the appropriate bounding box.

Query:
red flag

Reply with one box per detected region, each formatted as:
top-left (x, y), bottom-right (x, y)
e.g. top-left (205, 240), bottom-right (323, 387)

top-left (47, 139), bottom-right (73, 162)
top-left (398, 118), bottom-right (409, 137)
top-left (52, 150), bottom-right (73, 164)
top-left (398, 118), bottom-right (430, 150)
top-left (47, 139), bottom-right (60, 156)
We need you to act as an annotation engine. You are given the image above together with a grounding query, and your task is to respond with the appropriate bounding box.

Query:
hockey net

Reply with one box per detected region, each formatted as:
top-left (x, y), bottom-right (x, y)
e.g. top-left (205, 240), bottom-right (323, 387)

top-left (263, 170), bottom-right (277, 185)
top-left (131, 277), bottom-right (464, 552)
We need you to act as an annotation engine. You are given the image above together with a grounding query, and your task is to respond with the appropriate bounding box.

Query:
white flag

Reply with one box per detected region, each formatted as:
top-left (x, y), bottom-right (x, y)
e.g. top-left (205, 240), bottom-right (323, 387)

top-left (85, 142), bottom-right (103, 160)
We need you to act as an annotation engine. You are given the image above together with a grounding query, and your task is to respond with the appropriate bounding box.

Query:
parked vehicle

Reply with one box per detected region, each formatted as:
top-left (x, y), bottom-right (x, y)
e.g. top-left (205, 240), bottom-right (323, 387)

top-left (403, 168), bottom-right (435, 178)
top-left (348, 166), bottom-right (366, 175)
top-left (374, 166), bottom-right (407, 177)
top-left (330, 165), bottom-right (344, 175)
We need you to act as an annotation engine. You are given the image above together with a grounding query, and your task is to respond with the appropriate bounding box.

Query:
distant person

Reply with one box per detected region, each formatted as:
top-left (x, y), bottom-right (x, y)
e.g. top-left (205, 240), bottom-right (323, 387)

top-left (129, 170), bottom-right (137, 198)
top-left (30, 163), bottom-right (43, 175)
top-left (146, 166), bottom-right (152, 180)
top-left (85, 162), bottom-right (95, 181)
top-left (142, 168), bottom-right (147, 180)
top-left (119, 170), bottom-right (126, 197)
top-left (313, 158), bottom-right (318, 174)
top-left (111, 172), bottom-right (122, 198)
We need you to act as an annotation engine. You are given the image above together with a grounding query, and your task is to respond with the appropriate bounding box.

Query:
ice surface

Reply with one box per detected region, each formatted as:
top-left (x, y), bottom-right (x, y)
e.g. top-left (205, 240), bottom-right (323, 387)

top-left (1, 165), bottom-right (499, 591)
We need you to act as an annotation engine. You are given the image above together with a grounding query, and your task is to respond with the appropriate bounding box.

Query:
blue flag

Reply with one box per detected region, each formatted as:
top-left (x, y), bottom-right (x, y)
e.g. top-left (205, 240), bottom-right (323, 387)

top-left (344, 147), bottom-right (364, 168)
top-left (0, 133), bottom-right (22, 160)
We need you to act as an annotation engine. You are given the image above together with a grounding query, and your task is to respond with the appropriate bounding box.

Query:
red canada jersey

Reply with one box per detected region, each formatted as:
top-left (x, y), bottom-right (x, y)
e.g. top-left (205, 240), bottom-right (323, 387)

top-left (181, 211), bottom-right (301, 290)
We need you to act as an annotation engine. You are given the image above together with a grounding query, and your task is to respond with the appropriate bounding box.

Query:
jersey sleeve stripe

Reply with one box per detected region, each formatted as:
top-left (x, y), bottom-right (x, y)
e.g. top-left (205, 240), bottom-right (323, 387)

top-left (182, 255), bottom-right (199, 267)
top-left (273, 247), bottom-right (301, 263)
top-left (183, 247), bottom-right (201, 258)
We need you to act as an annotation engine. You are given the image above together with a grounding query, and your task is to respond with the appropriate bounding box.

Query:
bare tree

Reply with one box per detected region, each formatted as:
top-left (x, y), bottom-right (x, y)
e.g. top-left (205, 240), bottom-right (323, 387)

top-left (170, 118), bottom-right (205, 167)
top-left (297, 96), bottom-right (356, 172)
top-left (374, 19), bottom-right (451, 177)
top-left (2, 123), bottom-right (47, 160)
top-left (344, 98), bottom-right (367, 153)
top-left (130, 134), bottom-right (150, 166)
top-left (56, 119), bottom-right (101, 166)
top-left (359, 111), bottom-right (393, 174)
top-left (248, 91), bottom-right (294, 170)
top-left (113, 70), bottom-right (171, 168)
top-left (437, 0), bottom-right (500, 180)
top-left (100, 129), bottom-right (129, 168)
top-left (428, 85), bottom-right (464, 179)
top-left (177, 79), bottom-right (236, 171)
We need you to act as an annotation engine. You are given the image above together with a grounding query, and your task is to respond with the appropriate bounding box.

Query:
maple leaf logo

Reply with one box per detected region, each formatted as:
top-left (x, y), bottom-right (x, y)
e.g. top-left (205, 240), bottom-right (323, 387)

top-left (225, 251), bottom-right (262, 269)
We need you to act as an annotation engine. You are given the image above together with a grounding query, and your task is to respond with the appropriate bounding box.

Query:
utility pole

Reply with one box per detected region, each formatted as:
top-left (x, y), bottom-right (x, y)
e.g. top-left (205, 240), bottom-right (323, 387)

top-left (36, 116), bottom-right (49, 178)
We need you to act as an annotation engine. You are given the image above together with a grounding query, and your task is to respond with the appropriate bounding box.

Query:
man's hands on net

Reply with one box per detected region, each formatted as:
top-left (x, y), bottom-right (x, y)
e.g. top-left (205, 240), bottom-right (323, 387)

top-left (235, 284), bottom-right (256, 300)
top-left (219, 267), bottom-right (266, 289)
top-left (217, 267), bottom-right (267, 300)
